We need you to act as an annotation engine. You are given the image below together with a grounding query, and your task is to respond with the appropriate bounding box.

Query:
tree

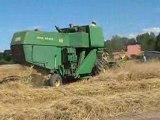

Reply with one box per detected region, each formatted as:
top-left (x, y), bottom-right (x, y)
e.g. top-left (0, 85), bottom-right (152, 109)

top-left (105, 35), bottom-right (136, 53)
top-left (105, 32), bottom-right (159, 55)
top-left (0, 52), bottom-right (3, 60)
top-left (155, 33), bottom-right (160, 51)
top-left (136, 32), bottom-right (156, 51)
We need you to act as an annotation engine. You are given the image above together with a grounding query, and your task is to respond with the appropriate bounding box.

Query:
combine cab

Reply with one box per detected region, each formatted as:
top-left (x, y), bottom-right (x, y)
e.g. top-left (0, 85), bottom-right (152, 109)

top-left (11, 25), bottom-right (107, 86)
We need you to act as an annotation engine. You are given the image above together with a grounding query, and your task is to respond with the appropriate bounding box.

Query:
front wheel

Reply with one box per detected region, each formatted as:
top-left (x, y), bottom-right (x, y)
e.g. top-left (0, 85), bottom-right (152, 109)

top-left (50, 74), bottom-right (63, 87)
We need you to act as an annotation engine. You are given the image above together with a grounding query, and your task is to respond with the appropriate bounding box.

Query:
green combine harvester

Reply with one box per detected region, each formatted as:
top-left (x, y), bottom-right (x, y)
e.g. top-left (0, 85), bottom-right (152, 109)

top-left (11, 25), bottom-right (108, 87)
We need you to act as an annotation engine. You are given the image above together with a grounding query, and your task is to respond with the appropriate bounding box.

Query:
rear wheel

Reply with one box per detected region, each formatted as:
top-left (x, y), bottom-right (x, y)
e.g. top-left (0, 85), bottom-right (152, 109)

top-left (50, 74), bottom-right (63, 87)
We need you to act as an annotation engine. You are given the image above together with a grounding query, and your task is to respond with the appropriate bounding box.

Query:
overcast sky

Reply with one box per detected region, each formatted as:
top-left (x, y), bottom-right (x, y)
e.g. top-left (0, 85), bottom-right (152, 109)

top-left (0, 0), bottom-right (160, 50)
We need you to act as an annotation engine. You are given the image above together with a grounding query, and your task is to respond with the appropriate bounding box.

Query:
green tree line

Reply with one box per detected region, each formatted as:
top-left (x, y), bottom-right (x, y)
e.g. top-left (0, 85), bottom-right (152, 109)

top-left (105, 32), bottom-right (160, 53)
top-left (0, 50), bottom-right (13, 64)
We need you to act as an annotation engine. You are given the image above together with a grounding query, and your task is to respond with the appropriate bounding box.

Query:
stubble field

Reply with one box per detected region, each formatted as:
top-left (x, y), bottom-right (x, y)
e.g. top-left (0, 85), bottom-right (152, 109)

top-left (0, 61), bottom-right (160, 120)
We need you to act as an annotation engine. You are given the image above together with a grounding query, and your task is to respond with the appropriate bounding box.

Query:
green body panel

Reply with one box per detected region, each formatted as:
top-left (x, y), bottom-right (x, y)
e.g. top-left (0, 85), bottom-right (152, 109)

top-left (11, 25), bottom-right (105, 79)
top-left (69, 32), bottom-right (89, 47)
top-left (77, 51), bottom-right (86, 66)
top-left (11, 31), bottom-right (89, 48)
top-left (75, 49), bottom-right (97, 77)
top-left (89, 26), bottom-right (104, 47)
top-left (11, 31), bottom-right (27, 45)
top-left (31, 46), bottom-right (61, 69)
top-left (11, 31), bottom-right (69, 46)
top-left (23, 45), bottom-right (61, 69)
top-left (23, 45), bottom-right (32, 62)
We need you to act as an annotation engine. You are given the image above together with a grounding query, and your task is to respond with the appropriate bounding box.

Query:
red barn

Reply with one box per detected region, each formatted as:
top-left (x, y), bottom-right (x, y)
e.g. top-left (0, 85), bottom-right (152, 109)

top-left (125, 44), bottom-right (141, 58)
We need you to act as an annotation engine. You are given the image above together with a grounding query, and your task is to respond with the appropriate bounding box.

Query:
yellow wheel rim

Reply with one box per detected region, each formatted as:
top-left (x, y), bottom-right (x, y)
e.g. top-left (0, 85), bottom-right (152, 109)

top-left (103, 68), bottom-right (106, 73)
top-left (103, 66), bottom-right (109, 73)
top-left (55, 80), bottom-right (61, 87)
top-left (102, 52), bottom-right (109, 61)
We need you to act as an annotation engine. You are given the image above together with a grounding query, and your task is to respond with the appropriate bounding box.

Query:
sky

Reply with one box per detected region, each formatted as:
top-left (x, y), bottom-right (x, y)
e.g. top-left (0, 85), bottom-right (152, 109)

top-left (0, 0), bottom-right (160, 50)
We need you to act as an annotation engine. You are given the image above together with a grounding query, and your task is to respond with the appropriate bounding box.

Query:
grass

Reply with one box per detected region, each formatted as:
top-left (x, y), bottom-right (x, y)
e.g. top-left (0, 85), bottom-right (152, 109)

top-left (0, 61), bottom-right (160, 120)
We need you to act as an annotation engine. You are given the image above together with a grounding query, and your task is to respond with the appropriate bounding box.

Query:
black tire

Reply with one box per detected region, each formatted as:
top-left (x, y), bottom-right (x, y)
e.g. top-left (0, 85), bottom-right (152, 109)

top-left (92, 59), bottom-right (109, 75)
top-left (50, 74), bottom-right (63, 87)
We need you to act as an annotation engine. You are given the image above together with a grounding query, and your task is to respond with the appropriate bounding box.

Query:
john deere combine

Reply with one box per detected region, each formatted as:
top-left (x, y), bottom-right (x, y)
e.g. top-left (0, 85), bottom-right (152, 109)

top-left (11, 25), bottom-right (107, 86)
